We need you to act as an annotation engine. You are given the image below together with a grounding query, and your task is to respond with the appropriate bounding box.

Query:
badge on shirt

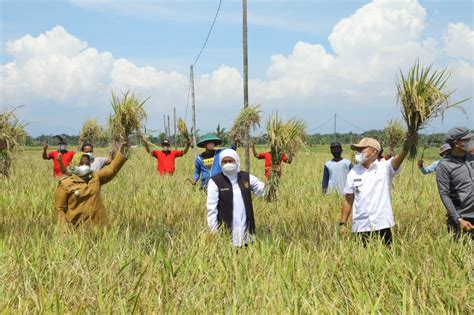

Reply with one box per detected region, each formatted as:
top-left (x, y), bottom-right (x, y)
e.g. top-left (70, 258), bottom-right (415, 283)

top-left (243, 181), bottom-right (250, 189)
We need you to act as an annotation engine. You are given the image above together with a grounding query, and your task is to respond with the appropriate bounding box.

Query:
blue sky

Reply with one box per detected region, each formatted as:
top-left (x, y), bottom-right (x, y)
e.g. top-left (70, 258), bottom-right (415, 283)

top-left (1, 0), bottom-right (473, 136)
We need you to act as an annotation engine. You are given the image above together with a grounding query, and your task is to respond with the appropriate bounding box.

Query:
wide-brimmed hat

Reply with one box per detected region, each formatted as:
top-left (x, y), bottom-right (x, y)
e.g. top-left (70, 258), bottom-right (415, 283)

top-left (439, 143), bottom-right (451, 156)
top-left (197, 133), bottom-right (222, 148)
top-left (350, 137), bottom-right (381, 152)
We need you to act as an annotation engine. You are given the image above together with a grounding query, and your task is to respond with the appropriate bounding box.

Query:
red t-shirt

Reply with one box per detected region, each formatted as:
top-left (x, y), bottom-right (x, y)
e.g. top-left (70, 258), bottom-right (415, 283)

top-left (257, 152), bottom-right (289, 178)
top-left (48, 150), bottom-right (75, 177)
top-left (152, 150), bottom-right (184, 175)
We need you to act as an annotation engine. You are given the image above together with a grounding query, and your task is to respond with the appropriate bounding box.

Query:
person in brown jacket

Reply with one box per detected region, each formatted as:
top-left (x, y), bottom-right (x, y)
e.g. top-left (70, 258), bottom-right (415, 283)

top-left (55, 142), bottom-right (129, 228)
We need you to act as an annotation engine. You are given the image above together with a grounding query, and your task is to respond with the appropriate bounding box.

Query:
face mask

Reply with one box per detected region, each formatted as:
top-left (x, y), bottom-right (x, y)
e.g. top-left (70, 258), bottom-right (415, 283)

top-left (59, 144), bottom-right (67, 151)
top-left (86, 152), bottom-right (94, 160)
top-left (222, 163), bottom-right (238, 176)
top-left (355, 152), bottom-right (368, 164)
top-left (76, 165), bottom-right (91, 176)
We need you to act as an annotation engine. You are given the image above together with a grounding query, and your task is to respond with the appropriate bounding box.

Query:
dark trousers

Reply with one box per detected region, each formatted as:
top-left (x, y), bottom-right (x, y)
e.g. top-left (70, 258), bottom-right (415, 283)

top-left (447, 218), bottom-right (474, 241)
top-left (356, 228), bottom-right (392, 247)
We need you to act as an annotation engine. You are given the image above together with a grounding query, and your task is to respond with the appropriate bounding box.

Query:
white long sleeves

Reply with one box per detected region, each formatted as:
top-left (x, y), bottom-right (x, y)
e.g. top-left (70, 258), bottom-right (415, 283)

top-left (207, 173), bottom-right (265, 246)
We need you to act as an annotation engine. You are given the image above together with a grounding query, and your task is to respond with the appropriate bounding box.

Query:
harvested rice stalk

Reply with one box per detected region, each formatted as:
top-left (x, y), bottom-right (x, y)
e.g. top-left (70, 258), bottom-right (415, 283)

top-left (108, 91), bottom-right (148, 155)
top-left (0, 108), bottom-right (27, 177)
top-left (229, 105), bottom-right (261, 147)
top-left (177, 118), bottom-right (191, 144)
top-left (265, 113), bottom-right (306, 202)
top-left (397, 60), bottom-right (468, 159)
top-left (383, 119), bottom-right (406, 150)
top-left (80, 119), bottom-right (106, 146)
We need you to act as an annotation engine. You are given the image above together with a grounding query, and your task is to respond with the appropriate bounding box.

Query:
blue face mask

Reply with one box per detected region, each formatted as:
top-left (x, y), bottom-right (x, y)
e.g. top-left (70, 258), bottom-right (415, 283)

top-left (86, 152), bottom-right (94, 160)
top-left (59, 144), bottom-right (67, 151)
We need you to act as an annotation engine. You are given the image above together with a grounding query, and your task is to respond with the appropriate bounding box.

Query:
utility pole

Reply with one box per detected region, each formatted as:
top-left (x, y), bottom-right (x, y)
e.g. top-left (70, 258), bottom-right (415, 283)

top-left (173, 107), bottom-right (177, 148)
top-left (163, 115), bottom-right (167, 140)
top-left (242, 0), bottom-right (250, 172)
top-left (333, 113), bottom-right (337, 141)
top-left (167, 115), bottom-right (171, 143)
top-left (190, 65), bottom-right (198, 158)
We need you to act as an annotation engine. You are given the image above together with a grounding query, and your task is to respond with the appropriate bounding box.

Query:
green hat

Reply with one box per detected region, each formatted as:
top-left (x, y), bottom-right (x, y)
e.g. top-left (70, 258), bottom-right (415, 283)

top-left (197, 133), bottom-right (222, 148)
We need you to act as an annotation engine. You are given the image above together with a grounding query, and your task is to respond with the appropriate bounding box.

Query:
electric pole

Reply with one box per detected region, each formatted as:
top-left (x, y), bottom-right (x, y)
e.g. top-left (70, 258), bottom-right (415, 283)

top-left (173, 107), bottom-right (177, 148)
top-left (243, 0), bottom-right (250, 172)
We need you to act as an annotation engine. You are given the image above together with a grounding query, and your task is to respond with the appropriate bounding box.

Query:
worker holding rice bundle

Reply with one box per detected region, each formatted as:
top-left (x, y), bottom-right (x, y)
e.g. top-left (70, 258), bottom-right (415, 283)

top-left (144, 138), bottom-right (191, 176)
top-left (42, 136), bottom-right (75, 178)
top-left (54, 142), bottom-right (129, 228)
top-left (417, 143), bottom-right (451, 175)
top-left (435, 127), bottom-right (474, 240)
top-left (339, 136), bottom-right (414, 246)
top-left (252, 142), bottom-right (292, 179)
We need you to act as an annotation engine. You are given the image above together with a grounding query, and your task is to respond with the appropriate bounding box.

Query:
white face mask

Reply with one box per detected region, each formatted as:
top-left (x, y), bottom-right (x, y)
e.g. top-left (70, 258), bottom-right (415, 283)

top-left (355, 152), bottom-right (368, 164)
top-left (76, 165), bottom-right (91, 176)
top-left (222, 163), bottom-right (238, 176)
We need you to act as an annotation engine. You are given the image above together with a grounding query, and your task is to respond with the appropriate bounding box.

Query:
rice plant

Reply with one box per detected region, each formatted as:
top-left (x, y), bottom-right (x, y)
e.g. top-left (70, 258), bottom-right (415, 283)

top-left (79, 119), bottom-right (106, 146)
top-left (396, 60), bottom-right (468, 159)
top-left (383, 119), bottom-right (406, 150)
top-left (0, 107), bottom-right (27, 177)
top-left (266, 113), bottom-right (306, 202)
top-left (108, 91), bottom-right (148, 154)
top-left (229, 105), bottom-right (261, 147)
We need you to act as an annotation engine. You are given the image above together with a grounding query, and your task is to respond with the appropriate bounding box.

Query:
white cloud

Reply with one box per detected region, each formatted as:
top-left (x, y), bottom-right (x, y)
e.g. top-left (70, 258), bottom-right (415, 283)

top-left (1, 1), bottom-right (472, 135)
top-left (443, 23), bottom-right (474, 60)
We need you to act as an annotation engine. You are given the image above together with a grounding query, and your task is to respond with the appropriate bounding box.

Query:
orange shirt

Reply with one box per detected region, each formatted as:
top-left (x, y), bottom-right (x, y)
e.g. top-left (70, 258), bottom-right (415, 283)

top-left (152, 150), bottom-right (184, 175)
top-left (257, 152), bottom-right (289, 178)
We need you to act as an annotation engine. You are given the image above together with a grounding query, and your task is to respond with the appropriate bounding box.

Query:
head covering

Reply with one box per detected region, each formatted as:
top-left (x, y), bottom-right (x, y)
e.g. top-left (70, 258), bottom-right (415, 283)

top-left (330, 141), bottom-right (342, 148)
top-left (350, 137), bottom-right (381, 152)
top-left (55, 135), bottom-right (66, 144)
top-left (161, 139), bottom-right (170, 146)
top-left (219, 149), bottom-right (241, 173)
top-left (439, 143), bottom-right (451, 156)
top-left (444, 127), bottom-right (473, 144)
top-left (197, 133), bottom-right (223, 148)
top-left (81, 143), bottom-right (93, 151)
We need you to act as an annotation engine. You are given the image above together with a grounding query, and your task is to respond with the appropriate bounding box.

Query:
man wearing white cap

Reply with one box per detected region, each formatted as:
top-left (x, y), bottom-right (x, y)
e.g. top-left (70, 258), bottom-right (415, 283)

top-left (206, 149), bottom-right (265, 247)
top-left (339, 136), bottom-right (412, 246)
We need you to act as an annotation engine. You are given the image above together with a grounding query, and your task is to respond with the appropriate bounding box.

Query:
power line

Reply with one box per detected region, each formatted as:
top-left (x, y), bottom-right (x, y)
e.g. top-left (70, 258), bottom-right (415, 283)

top-left (192, 0), bottom-right (223, 66)
top-left (308, 116), bottom-right (335, 134)
top-left (337, 115), bottom-right (366, 132)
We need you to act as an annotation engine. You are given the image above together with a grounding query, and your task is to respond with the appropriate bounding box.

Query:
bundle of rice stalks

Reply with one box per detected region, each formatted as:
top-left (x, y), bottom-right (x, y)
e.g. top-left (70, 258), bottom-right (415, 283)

top-left (396, 60), bottom-right (468, 159)
top-left (228, 105), bottom-right (261, 146)
top-left (79, 119), bottom-right (105, 145)
top-left (177, 118), bottom-right (191, 144)
top-left (108, 91), bottom-right (148, 154)
top-left (0, 108), bottom-right (27, 177)
top-left (383, 119), bottom-right (406, 149)
top-left (265, 113), bottom-right (306, 202)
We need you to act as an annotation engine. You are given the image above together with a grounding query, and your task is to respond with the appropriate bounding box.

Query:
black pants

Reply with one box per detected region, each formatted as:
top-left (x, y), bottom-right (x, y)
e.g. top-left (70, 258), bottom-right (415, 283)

top-left (356, 228), bottom-right (392, 247)
top-left (447, 218), bottom-right (474, 241)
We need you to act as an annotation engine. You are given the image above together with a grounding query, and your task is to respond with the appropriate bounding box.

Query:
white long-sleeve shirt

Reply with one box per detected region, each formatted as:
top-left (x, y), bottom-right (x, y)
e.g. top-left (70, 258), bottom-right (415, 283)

top-left (207, 173), bottom-right (265, 246)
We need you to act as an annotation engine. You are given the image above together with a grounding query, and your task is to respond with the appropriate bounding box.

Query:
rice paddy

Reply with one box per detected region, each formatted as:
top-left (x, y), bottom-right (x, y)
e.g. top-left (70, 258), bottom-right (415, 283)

top-left (1, 145), bottom-right (472, 313)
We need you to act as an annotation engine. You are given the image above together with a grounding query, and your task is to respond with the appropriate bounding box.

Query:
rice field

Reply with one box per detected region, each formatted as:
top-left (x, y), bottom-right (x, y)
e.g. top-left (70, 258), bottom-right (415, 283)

top-left (1, 146), bottom-right (472, 313)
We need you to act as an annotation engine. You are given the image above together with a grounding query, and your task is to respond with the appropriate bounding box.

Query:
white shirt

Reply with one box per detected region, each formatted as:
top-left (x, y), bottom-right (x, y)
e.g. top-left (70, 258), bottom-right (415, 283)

top-left (325, 159), bottom-right (352, 194)
top-left (90, 157), bottom-right (109, 172)
top-left (343, 158), bottom-right (401, 232)
top-left (207, 173), bottom-right (265, 246)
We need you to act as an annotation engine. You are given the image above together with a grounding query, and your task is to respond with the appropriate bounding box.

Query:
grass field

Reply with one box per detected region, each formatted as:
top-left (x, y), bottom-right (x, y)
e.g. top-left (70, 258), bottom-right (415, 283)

top-left (1, 145), bottom-right (472, 313)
